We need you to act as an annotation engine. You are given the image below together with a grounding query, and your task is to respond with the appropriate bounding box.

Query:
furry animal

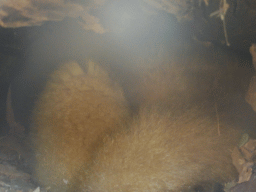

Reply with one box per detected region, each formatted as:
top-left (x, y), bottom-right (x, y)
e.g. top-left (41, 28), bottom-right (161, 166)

top-left (32, 58), bottom-right (243, 192)
top-left (31, 60), bottom-right (130, 192)
top-left (82, 106), bottom-right (241, 192)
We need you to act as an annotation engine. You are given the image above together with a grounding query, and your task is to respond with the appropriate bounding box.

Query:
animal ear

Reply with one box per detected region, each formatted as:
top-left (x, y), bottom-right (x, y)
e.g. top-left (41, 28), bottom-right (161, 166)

top-left (86, 59), bottom-right (109, 79)
top-left (65, 62), bottom-right (85, 76)
top-left (56, 61), bottom-right (85, 82)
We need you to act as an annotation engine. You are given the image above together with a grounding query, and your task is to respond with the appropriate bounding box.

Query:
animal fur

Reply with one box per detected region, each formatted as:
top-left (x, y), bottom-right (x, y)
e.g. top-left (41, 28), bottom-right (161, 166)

top-left (32, 58), bottom-right (242, 192)
top-left (82, 106), bottom-right (241, 192)
top-left (31, 60), bottom-right (130, 192)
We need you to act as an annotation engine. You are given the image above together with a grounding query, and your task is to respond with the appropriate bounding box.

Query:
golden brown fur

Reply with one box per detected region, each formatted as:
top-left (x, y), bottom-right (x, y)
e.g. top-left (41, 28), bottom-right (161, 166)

top-left (31, 49), bottom-right (245, 191)
top-left (31, 60), bottom-right (130, 192)
top-left (83, 106), bottom-right (241, 192)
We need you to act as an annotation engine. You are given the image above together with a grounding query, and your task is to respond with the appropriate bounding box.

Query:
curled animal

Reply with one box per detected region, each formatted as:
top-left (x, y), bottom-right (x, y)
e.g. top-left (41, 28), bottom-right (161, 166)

top-left (31, 55), bottom-right (245, 192)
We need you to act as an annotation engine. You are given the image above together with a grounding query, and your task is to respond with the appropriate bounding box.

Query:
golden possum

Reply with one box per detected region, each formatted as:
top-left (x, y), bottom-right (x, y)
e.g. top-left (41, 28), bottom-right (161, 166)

top-left (31, 60), bottom-right (130, 191)
top-left (32, 60), bottom-right (241, 191)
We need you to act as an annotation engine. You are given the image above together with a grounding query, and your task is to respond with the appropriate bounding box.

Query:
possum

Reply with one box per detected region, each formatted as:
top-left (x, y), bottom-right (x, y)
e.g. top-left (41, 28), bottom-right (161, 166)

top-left (82, 106), bottom-right (241, 192)
top-left (32, 59), bottom-right (242, 192)
top-left (31, 60), bottom-right (130, 192)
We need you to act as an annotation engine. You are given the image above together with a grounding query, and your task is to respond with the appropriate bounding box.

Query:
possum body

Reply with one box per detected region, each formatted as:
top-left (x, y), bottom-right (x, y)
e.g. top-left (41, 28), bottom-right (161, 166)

top-left (32, 60), bottom-right (241, 192)
top-left (31, 60), bottom-right (130, 192)
top-left (83, 106), bottom-right (241, 192)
